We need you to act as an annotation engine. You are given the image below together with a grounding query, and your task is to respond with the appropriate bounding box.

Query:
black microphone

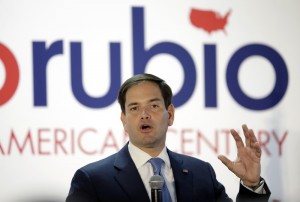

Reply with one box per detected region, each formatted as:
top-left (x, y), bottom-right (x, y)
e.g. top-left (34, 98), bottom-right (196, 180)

top-left (149, 175), bottom-right (164, 202)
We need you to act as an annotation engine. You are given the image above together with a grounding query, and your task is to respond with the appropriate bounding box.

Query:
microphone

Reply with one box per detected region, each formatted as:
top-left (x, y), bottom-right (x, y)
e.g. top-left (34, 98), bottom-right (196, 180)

top-left (149, 175), bottom-right (164, 202)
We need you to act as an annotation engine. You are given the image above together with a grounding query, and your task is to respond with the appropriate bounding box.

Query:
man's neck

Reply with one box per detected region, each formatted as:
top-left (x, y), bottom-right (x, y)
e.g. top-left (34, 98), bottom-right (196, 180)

top-left (130, 142), bottom-right (165, 157)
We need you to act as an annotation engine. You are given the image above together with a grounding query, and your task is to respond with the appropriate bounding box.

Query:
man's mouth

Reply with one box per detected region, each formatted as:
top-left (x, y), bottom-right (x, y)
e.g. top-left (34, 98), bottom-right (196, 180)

top-left (140, 124), bottom-right (152, 131)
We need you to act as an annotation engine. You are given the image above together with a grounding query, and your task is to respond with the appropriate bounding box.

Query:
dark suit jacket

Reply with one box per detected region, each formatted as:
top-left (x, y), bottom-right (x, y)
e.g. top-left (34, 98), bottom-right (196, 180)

top-left (66, 144), bottom-right (270, 202)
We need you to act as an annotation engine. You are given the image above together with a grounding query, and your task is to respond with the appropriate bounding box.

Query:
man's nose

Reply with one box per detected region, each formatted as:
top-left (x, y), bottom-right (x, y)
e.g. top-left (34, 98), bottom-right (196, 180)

top-left (140, 108), bottom-right (151, 120)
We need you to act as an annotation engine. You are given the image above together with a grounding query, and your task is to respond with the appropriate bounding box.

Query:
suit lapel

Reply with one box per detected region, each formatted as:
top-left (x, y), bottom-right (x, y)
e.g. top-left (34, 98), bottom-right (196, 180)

top-left (168, 150), bottom-right (194, 202)
top-left (113, 144), bottom-right (150, 202)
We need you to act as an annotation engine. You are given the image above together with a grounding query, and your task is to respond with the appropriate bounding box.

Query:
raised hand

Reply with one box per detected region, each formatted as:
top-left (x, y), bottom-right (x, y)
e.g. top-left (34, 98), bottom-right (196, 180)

top-left (218, 124), bottom-right (261, 186)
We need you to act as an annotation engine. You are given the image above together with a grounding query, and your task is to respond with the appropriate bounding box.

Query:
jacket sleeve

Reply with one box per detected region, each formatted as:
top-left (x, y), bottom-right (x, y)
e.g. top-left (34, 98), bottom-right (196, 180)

top-left (66, 169), bottom-right (99, 202)
top-left (207, 163), bottom-right (233, 202)
top-left (207, 163), bottom-right (271, 202)
top-left (236, 179), bottom-right (271, 202)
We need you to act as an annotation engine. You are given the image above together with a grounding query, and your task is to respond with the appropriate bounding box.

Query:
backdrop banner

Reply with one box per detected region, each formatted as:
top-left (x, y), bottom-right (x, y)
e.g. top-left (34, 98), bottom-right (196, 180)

top-left (1, 1), bottom-right (299, 201)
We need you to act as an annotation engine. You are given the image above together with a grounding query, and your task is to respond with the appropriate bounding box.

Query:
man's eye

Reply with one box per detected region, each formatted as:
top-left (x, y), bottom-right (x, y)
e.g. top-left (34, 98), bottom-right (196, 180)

top-left (130, 107), bottom-right (138, 111)
top-left (152, 104), bottom-right (159, 108)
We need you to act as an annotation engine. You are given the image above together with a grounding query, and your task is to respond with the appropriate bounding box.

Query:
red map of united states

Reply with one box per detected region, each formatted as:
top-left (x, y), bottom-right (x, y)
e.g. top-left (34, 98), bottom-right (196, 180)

top-left (190, 8), bottom-right (231, 34)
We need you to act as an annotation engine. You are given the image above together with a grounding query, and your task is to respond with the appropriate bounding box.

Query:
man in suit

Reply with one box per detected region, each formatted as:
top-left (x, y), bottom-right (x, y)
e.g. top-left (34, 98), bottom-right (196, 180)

top-left (66, 73), bottom-right (271, 202)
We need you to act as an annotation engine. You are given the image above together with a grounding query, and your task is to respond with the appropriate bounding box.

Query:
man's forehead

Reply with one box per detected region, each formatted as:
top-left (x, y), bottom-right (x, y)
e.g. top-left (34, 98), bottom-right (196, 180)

top-left (126, 81), bottom-right (161, 95)
top-left (126, 97), bottom-right (163, 106)
top-left (125, 83), bottom-right (163, 105)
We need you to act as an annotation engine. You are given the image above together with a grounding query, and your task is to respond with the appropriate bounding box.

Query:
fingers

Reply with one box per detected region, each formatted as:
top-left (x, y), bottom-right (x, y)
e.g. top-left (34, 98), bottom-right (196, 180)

top-left (243, 124), bottom-right (261, 156)
top-left (242, 124), bottom-right (251, 147)
top-left (253, 141), bottom-right (262, 158)
top-left (244, 124), bottom-right (258, 143)
top-left (218, 155), bottom-right (235, 171)
top-left (248, 127), bottom-right (258, 144)
top-left (230, 128), bottom-right (244, 150)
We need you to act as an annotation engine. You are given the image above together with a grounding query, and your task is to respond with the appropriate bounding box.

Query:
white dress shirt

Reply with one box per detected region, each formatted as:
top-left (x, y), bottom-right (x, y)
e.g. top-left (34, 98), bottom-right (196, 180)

top-left (128, 142), bottom-right (177, 202)
top-left (128, 142), bottom-right (265, 202)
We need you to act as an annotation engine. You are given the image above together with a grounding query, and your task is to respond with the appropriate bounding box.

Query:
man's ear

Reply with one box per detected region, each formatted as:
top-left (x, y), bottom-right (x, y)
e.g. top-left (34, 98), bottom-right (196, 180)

top-left (167, 104), bottom-right (175, 126)
top-left (120, 112), bottom-right (127, 132)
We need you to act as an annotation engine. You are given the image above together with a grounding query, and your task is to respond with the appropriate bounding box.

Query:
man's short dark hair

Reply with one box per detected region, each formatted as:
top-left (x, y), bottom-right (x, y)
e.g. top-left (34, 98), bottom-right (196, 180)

top-left (117, 73), bottom-right (173, 113)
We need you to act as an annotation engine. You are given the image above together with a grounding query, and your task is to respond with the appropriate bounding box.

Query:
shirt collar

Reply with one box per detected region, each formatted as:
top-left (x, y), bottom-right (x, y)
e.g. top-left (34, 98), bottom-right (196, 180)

top-left (128, 142), bottom-right (171, 169)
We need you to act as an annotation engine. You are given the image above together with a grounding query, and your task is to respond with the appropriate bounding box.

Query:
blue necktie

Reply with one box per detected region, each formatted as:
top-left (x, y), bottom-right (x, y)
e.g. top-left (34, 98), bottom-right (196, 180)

top-left (149, 158), bottom-right (172, 202)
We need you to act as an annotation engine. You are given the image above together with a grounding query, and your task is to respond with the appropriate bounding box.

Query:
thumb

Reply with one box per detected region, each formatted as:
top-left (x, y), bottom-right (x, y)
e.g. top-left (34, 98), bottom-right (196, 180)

top-left (218, 155), bottom-right (233, 171)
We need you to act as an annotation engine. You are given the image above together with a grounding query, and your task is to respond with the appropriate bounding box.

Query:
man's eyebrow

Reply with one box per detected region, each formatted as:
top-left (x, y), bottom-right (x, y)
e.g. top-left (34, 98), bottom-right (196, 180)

top-left (149, 98), bottom-right (162, 103)
top-left (126, 98), bottom-right (162, 108)
top-left (127, 102), bottom-right (138, 108)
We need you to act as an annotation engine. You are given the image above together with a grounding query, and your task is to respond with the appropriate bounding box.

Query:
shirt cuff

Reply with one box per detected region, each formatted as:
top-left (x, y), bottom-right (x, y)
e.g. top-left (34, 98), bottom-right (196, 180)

top-left (240, 179), bottom-right (266, 194)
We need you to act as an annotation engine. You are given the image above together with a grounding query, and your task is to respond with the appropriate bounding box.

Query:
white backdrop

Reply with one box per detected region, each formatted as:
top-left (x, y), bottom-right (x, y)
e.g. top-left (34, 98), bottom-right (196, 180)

top-left (1, 1), bottom-right (300, 201)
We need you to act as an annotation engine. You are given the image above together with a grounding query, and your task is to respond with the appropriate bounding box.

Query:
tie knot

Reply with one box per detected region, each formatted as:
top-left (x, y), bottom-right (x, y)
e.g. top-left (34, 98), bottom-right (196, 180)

top-left (149, 158), bottom-right (164, 175)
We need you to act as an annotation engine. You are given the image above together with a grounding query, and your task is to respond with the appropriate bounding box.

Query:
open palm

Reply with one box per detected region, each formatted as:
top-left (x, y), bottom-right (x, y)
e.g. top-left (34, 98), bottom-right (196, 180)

top-left (218, 124), bottom-right (261, 186)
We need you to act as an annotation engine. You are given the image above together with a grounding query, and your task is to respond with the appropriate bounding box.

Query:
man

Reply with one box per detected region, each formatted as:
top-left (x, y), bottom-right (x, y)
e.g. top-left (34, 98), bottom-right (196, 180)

top-left (66, 73), bottom-right (271, 202)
